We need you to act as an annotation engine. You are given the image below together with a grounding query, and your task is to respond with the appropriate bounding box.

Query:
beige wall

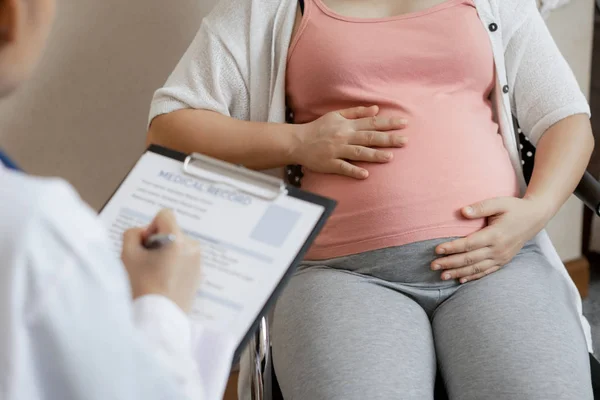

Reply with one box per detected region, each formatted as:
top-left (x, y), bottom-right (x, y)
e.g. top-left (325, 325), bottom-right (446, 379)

top-left (0, 0), bottom-right (594, 261)
top-left (544, 0), bottom-right (595, 261)
top-left (0, 0), bottom-right (217, 210)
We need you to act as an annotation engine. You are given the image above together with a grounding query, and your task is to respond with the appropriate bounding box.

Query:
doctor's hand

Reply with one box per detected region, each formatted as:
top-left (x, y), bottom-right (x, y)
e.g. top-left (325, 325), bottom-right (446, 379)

top-left (430, 197), bottom-right (550, 284)
top-left (121, 209), bottom-right (202, 314)
top-left (290, 105), bottom-right (408, 179)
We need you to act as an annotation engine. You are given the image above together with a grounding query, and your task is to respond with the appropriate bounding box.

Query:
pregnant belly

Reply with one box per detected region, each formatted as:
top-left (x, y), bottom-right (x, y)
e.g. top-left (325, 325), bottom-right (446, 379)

top-left (300, 117), bottom-right (520, 260)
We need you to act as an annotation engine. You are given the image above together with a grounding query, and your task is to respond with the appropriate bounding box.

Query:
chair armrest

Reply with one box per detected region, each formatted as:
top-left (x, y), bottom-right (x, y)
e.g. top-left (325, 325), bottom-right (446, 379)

top-left (249, 317), bottom-right (271, 400)
top-left (575, 171), bottom-right (600, 216)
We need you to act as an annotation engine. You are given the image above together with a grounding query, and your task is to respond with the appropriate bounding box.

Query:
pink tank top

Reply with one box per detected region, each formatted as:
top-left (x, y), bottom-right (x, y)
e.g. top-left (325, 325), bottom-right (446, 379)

top-left (286, 0), bottom-right (519, 260)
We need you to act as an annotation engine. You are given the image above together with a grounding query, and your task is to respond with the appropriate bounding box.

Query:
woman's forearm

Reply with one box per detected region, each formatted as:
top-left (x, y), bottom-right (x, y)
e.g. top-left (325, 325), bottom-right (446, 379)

top-left (147, 109), bottom-right (301, 170)
top-left (524, 114), bottom-right (594, 219)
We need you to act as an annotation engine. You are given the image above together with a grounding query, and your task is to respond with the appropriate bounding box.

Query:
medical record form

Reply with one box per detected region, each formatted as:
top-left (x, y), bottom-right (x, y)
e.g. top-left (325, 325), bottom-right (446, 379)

top-left (99, 145), bottom-right (335, 358)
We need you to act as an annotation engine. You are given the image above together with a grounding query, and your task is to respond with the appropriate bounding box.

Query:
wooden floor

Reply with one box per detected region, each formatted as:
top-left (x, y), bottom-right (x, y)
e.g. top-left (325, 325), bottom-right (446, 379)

top-left (223, 371), bottom-right (239, 400)
top-left (566, 257), bottom-right (591, 298)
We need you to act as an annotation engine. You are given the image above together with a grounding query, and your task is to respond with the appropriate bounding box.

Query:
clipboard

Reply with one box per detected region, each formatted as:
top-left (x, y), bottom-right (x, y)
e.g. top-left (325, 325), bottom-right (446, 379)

top-left (100, 145), bottom-right (336, 359)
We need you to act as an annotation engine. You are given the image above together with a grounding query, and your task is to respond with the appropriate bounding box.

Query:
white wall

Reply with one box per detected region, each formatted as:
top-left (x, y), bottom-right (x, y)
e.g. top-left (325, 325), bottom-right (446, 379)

top-left (0, 0), bottom-right (217, 210)
top-left (0, 0), bottom-right (594, 262)
top-left (544, 0), bottom-right (595, 261)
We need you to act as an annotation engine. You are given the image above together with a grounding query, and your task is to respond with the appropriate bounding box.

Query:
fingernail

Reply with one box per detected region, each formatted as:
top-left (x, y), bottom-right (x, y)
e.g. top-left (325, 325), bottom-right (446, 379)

top-left (464, 206), bottom-right (474, 215)
top-left (437, 248), bottom-right (446, 255)
top-left (432, 264), bottom-right (441, 271)
top-left (442, 273), bottom-right (451, 281)
top-left (384, 152), bottom-right (393, 160)
top-left (360, 170), bottom-right (368, 178)
top-left (393, 136), bottom-right (407, 146)
top-left (460, 278), bottom-right (468, 284)
top-left (392, 118), bottom-right (408, 125)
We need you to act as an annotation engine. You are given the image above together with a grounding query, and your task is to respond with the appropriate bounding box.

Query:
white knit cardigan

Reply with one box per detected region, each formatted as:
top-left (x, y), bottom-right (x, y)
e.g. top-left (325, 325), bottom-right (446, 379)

top-left (149, 0), bottom-right (593, 396)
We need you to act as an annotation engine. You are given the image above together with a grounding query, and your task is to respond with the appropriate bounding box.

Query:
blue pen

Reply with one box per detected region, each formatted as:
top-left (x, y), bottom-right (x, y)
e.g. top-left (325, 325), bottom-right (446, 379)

top-left (144, 233), bottom-right (176, 249)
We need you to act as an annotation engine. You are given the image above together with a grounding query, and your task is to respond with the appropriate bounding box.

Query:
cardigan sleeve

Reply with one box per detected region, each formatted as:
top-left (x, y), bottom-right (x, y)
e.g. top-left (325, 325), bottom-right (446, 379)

top-left (503, 0), bottom-right (590, 146)
top-left (148, 1), bottom-right (251, 126)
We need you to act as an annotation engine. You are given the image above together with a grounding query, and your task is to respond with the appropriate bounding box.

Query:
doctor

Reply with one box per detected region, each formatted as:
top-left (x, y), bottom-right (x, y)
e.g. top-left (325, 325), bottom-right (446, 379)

top-left (0, 0), bottom-right (211, 399)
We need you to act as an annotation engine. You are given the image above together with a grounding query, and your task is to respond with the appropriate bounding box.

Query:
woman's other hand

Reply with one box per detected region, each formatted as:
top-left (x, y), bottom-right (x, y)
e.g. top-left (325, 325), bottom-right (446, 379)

top-left (430, 197), bottom-right (551, 283)
top-left (290, 105), bottom-right (408, 179)
top-left (121, 209), bottom-right (202, 313)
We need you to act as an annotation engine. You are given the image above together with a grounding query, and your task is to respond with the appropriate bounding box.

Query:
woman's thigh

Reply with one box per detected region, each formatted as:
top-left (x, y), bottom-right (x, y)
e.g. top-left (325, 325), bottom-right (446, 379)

top-left (271, 266), bottom-right (436, 400)
top-left (432, 243), bottom-right (592, 400)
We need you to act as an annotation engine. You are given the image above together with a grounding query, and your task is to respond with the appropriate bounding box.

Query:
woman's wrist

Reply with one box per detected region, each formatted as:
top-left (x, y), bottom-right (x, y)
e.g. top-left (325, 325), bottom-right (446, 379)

top-left (282, 122), bottom-right (308, 165)
top-left (522, 192), bottom-right (560, 225)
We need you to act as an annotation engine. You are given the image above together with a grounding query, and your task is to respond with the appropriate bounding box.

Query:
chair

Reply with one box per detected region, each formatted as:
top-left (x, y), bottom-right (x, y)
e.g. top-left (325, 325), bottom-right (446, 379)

top-left (245, 120), bottom-right (600, 399)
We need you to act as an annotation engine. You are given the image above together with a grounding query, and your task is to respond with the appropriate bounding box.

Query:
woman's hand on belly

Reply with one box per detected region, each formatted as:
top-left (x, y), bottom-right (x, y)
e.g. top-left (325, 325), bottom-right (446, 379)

top-left (290, 105), bottom-right (408, 179)
top-left (429, 196), bottom-right (550, 283)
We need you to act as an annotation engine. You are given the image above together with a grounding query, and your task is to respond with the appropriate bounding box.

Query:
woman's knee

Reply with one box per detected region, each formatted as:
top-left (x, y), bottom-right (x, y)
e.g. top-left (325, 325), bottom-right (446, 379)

top-left (433, 248), bottom-right (593, 399)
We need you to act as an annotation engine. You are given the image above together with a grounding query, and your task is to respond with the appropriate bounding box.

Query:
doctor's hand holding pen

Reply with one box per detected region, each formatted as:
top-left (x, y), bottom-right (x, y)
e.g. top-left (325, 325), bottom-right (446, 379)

top-left (121, 209), bottom-right (202, 313)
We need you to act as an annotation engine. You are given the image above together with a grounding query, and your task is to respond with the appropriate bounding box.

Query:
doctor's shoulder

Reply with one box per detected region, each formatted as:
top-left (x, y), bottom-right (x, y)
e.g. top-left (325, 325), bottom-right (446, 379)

top-left (0, 172), bottom-right (129, 299)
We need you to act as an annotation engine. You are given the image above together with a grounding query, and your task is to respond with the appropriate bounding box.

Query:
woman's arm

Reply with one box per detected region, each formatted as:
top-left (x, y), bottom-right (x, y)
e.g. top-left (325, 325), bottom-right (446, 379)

top-left (427, 2), bottom-right (595, 282)
top-left (524, 114), bottom-right (594, 218)
top-left (502, 0), bottom-right (590, 146)
top-left (147, 3), bottom-right (407, 178)
top-left (147, 110), bottom-right (300, 170)
top-left (432, 116), bottom-right (594, 283)
top-left (148, 106), bottom-right (409, 178)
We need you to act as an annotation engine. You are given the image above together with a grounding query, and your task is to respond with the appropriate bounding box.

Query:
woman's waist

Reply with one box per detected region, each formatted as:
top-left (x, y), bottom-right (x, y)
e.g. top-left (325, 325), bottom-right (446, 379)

top-left (302, 236), bottom-right (541, 286)
top-left (302, 236), bottom-right (465, 286)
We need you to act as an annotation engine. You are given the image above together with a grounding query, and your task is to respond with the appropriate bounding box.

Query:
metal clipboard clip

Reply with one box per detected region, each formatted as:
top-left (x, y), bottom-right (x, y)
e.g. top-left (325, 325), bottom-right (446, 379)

top-left (182, 153), bottom-right (288, 201)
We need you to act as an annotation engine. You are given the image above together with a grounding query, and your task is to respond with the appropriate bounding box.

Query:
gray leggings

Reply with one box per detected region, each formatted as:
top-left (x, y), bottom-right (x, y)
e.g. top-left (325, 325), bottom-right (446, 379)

top-left (271, 238), bottom-right (593, 400)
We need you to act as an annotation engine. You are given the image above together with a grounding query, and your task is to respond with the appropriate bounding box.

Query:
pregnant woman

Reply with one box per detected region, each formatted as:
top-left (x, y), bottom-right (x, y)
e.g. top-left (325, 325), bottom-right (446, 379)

top-left (147, 0), bottom-right (595, 398)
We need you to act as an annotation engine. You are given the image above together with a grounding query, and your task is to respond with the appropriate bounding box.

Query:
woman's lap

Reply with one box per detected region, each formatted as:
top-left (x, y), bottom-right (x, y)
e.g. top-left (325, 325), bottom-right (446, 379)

top-left (271, 241), bottom-right (593, 399)
top-left (272, 267), bottom-right (437, 400)
top-left (432, 244), bottom-right (592, 399)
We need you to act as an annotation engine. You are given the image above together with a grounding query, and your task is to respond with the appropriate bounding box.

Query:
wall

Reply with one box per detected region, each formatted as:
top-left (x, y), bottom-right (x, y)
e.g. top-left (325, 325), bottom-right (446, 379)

top-left (0, 0), bottom-right (217, 211)
top-left (0, 0), bottom-right (594, 262)
top-left (543, 0), bottom-right (595, 261)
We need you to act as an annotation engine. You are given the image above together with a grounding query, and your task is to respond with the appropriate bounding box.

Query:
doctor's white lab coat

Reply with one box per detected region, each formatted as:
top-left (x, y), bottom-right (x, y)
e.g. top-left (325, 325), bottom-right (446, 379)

top-left (0, 166), bottom-right (211, 400)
